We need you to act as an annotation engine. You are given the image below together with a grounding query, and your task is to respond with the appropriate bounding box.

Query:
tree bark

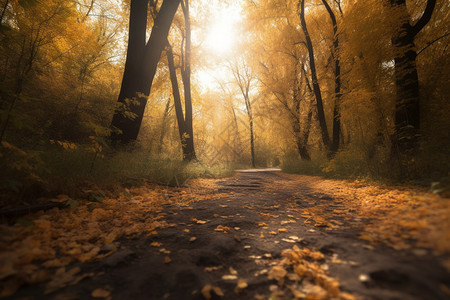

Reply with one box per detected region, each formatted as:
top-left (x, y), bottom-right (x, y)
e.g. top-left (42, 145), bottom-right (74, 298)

top-left (299, 0), bottom-right (331, 150)
top-left (164, 0), bottom-right (196, 161)
top-left (292, 64), bottom-right (311, 160)
top-left (389, 0), bottom-right (436, 157)
top-left (230, 60), bottom-right (256, 168)
top-left (179, 0), bottom-right (196, 160)
top-left (322, 0), bottom-right (341, 156)
top-left (110, 0), bottom-right (181, 145)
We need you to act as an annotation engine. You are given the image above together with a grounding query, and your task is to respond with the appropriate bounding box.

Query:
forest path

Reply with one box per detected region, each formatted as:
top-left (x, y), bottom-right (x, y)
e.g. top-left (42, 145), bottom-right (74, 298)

top-left (12, 170), bottom-right (449, 299)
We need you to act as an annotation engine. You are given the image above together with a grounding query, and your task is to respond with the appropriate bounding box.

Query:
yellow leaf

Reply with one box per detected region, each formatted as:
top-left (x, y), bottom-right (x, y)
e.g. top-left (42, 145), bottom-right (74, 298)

top-left (151, 242), bottom-right (162, 247)
top-left (310, 251), bottom-right (325, 261)
top-left (91, 288), bottom-right (111, 298)
top-left (268, 265), bottom-right (287, 284)
top-left (234, 279), bottom-right (248, 293)
top-left (214, 225), bottom-right (230, 232)
top-left (201, 284), bottom-right (212, 299)
top-left (164, 256), bottom-right (171, 263)
top-left (222, 275), bottom-right (238, 280)
top-left (258, 222), bottom-right (267, 227)
top-left (278, 228), bottom-right (287, 232)
top-left (213, 286), bottom-right (224, 296)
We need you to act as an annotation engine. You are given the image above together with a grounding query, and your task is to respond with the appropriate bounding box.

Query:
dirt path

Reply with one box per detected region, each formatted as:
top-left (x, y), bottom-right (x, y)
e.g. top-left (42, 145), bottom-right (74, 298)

top-left (11, 170), bottom-right (449, 299)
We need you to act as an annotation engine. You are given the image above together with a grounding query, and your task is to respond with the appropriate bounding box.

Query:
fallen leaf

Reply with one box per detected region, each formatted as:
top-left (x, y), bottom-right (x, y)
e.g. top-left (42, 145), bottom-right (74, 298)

top-left (164, 256), bottom-right (171, 263)
top-left (281, 238), bottom-right (296, 243)
top-left (310, 251), bottom-right (325, 261)
top-left (358, 274), bottom-right (369, 282)
top-left (268, 265), bottom-right (287, 284)
top-left (278, 228), bottom-right (287, 233)
top-left (214, 225), bottom-right (230, 232)
top-left (91, 288), bottom-right (111, 298)
top-left (150, 242), bottom-right (162, 247)
top-left (189, 237), bottom-right (197, 242)
top-left (201, 284), bottom-right (212, 299)
top-left (288, 285), bottom-right (306, 298)
top-left (234, 279), bottom-right (248, 293)
top-left (212, 286), bottom-right (224, 297)
top-left (222, 275), bottom-right (237, 280)
top-left (229, 266), bottom-right (238, 275)
top-left (204, 266), bottom-right (222, 272)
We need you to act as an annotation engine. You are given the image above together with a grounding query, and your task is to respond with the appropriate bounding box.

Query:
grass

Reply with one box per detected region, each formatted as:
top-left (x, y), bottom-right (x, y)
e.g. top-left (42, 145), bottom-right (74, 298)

top-left (0, 144), bottom-right (235, 208)
top-left (281, 147), bottom-right (450, 193)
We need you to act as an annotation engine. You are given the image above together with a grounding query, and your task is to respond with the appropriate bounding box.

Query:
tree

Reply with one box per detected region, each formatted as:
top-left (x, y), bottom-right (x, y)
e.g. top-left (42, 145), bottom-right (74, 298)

top-left (165, 0), bottom-right (196, 161)
top-left (298, 0), bottom-right (331, 151)
top-left (229, 58), bottom-right (256, 168)
top-left (110, 0), bottom-right (181, 146)
top-left (388, 0), bottom-right (437, 158)
top-left (0, 0), bottom-right (79, 141)
top-left (322, 0), bottom-right (341, 155)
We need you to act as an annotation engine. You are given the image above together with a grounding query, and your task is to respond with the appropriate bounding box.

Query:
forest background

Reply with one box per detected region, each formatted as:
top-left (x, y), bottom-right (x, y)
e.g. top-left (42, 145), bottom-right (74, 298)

top-left (0, 0), bottom-right (449, 207)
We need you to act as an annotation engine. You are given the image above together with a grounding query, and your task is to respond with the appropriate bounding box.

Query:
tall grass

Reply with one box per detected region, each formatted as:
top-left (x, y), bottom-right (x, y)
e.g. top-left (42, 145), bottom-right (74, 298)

top-left (282, 146), bottom-right (450, 188)
top-left (0, 143), bottom-right (234, 207)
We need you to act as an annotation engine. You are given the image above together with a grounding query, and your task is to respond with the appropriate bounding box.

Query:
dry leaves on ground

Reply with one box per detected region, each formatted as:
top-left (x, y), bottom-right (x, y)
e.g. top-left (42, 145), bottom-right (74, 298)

top-left (0, 181), bottom-right (220, 297)
top-left (280, 175), bottom-right (450, 255)
top-left (268, 245), bottom-right (354, 300)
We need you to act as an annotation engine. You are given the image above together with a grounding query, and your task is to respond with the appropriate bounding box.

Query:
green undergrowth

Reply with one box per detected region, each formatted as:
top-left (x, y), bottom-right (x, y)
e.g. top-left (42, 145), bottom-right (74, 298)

top-left (0, 142), bottom-right (234, 208)
top-left (282, 148), bottom-right (450, 191)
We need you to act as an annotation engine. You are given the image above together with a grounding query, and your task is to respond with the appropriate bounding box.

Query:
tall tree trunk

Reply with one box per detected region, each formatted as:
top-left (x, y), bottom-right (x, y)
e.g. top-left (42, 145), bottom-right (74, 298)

top-left (110, 0), bottom-right (180, 146)
top-left (245, 89), bottom-right (256, 168)
top-left (248, 109), bottom-right (256, 168)
top-left (389, 0), bottom-right (436, 158)
top-left (322, 0), bottom-right (341, 156)
top-left (230, 60), bottom-right (256, 168)
top-left (164, 0), bottom-right (196, 161)
top-left (292, 64), bottom-right (311, 160)
top-left (180, 0), bottom-right (196, 160)
top-left (298, 0), bottom-right (331, 150)
top-left (166, 44), bottom-right (189, 159)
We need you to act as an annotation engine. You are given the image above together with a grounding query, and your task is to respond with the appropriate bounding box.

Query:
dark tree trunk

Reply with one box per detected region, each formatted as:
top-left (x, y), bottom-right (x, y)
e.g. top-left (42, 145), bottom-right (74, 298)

top-left (166, 44), bottom-right (189, 160)
top-left (164, 0), bottom-right (196, 161)
top-left (389, 0), bottom-right (436, 157)
top-left (299, 0), bottom-right (331, 150)
top-left (292, 65), bottom-right (311, 161)
top-left (249, 115), bottom-right (256, 168)
top-left (179, 0), bottom-right (196, 161)
top-left (110, 0), bottom-right (181, 146)
top-left (322, 0), bottom-right (341, 156)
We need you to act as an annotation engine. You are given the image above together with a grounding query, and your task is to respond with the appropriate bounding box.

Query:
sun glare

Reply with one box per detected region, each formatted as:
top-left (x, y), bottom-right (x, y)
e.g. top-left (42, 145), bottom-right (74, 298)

top-left (205, 6), bottom-right (241, 56)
